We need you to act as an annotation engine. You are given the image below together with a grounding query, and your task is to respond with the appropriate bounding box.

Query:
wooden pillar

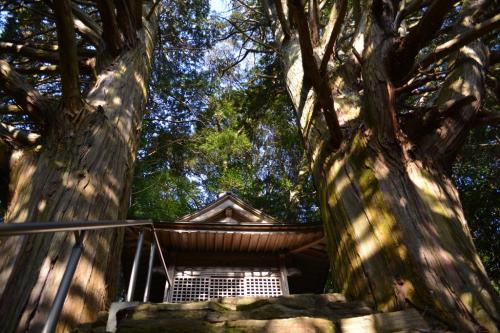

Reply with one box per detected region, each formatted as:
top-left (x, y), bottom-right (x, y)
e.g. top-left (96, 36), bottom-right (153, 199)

top-left (279, 254), bottom-right (290, 296)
top-left (163, 252), bottom-right (176, 302)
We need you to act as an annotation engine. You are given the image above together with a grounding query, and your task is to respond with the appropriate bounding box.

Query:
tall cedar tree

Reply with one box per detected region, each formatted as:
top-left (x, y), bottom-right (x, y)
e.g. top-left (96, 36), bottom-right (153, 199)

top-left (254, 0), bottom-right (499, 331)
top-left (0, 1), bottom-right (160, 332)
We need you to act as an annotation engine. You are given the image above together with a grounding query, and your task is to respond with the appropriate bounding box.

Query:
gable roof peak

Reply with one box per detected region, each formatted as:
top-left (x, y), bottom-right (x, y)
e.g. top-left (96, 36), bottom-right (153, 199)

top-left (176, 192), bottom-right (280, 224)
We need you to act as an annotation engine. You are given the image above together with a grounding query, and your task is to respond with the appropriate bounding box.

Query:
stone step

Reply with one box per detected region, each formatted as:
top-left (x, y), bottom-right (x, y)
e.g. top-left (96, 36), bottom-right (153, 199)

top-left (74, 294), bottom-right (431, 333)
top-left (225, 309), bottom-right (429, 333)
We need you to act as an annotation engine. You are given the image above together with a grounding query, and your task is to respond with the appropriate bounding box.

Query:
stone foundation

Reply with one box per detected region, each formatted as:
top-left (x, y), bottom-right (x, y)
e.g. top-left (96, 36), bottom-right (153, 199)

top-left (74, 293), bottom-right (432, 332)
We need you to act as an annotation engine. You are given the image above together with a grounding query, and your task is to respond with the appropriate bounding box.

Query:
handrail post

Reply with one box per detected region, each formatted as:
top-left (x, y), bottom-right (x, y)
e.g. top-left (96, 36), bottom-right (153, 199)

top-left (42, 232), bottom-right (85, 333)
top-left (126, 231), bottom-right (144, 302)
top-left (143, 242), bottom-right (155, 302)
top-left (152, 228), bottom-right (172, 286)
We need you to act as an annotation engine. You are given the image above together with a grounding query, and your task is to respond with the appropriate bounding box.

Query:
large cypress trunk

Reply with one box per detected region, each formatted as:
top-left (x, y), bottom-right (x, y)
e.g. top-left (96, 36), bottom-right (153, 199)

top-left (276, 10), bottom-right (499, 331)
top-left (0, 8), bottom-right (159, 333)
top-left (316, 134), bottom-right (498, 332)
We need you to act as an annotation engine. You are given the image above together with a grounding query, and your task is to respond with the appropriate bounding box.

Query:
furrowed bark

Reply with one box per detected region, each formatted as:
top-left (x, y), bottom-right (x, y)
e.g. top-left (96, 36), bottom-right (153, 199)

top-left (324, 134), bottom-right (499, 332)
top-left (418, 37), bottom-right (488, 169)
top-left (0, 3), bottom-right (160, 333)
top-left (362, 13), bottom-right (399, 142)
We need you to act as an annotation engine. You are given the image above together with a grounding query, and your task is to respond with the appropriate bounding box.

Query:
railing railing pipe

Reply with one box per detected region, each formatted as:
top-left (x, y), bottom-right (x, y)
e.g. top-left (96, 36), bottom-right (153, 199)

top-left (42, 232), bottom-right (85, 333)
top-left (0, 220), bottom-right (153, 236)
top-left (126, 231), bottom-right (144, 302)
top-left (143, 242), bottom-right (156, 302)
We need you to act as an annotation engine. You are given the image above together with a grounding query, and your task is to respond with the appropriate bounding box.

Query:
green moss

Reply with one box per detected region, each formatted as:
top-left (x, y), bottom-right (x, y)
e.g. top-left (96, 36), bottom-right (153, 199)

top-left (223, 322), bottom-right (248, 333)
top-left (235, 299), bottom-right (270, 311)
top-left (208, 301), bottom-right (234, 312)
top-left (117, 318), bottom-right (221, 333)
top-left (247, 304), bottom-right (300, 320)
top-left (339, 134), bottom-right (413, 309)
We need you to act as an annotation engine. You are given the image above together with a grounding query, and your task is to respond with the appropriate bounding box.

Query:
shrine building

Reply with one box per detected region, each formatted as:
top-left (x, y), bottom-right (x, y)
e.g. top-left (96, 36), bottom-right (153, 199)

top-left (122, 192), bottom-right (329, 303)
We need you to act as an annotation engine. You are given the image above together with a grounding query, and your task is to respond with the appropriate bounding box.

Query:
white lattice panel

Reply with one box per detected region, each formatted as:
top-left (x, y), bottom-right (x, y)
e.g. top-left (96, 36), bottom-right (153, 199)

top-left (209, 277), bottom-right (245, 298)
top-left (245, 277), bottom-right (282, 297)
top-left (171, 277), bottom-right (210, 302)
top-left (170, 268), bottom-right (283, 303)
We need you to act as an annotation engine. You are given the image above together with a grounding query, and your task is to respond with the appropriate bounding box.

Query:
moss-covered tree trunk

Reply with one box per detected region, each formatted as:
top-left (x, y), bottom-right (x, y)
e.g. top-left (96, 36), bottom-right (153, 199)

top-left (0, 6), bottom-right (159, 333)
top-left (316, 134), bottom-right (498, 332)
top-left (265, 0), bottom-right (500, 330)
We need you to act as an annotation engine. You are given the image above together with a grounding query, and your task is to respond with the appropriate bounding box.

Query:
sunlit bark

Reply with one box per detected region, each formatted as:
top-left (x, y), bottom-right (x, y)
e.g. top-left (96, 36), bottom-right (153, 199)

top-left (0, 3), bottom-right (159, 332)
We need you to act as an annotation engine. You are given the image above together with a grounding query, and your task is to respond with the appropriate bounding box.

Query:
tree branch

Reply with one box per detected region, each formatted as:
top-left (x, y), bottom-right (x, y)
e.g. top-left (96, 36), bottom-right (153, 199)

top-left (220, 49), bottom-right (251, 76)
top-left (274, 0), bottom-right (291, 40)
top-left (0, 60), bottom-right (53, 122)
top-left (393, 0), bottom-right (432, 29)
top-left (15, 64), bottom-right (59, 75)
top-left (115, 0), bottom-right (137, 46)
top-left (0, 122), bottom-right (41, 147)
top-left (53, 0), bottom-right (82, 112)
top-left (417, 13), bottom-right (500, 71)
top-left (490, 49), bottom-right (500, 65)
top-left (147, 0), bottom-right (161, 20)
top-left (289, 0), bottom-right (342, 147)
top-left (395, 72), bottom-right (443, 95)
top-left (134, 0), bottom-right (143, 29)
top-left (475, 111), bottom-right (500, 126)
top-left (0, 42), bottom-right (94, 70)
top-left (390, 0), bottom-right (457, 82)
top-left (288, 0), bottom-right (319, 83)
top-left (0, 42), bottom-right (58, 63)
top-left (309, 0), bottom-right (320, 46)
top-left (224, 18), bottom-right (275, 50)
top-left (404, 95), bottom-right (477, 140)
top-left (71, 3), bottom-right (103, 45)
top-left (0, 105), bottom-right (25, 115)
top-left (319, 0), bottom-right (347, 76)
top-left (422, 95), bottom-right (477, 127)
top-left (96, 0), bottom-right (124, 56)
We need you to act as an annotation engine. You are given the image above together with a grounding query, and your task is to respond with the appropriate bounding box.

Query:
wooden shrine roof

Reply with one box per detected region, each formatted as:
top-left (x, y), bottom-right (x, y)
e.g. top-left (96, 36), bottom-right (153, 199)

top-left (153, 221), bottom-right (324, 254)
top-left (148, 192), bottom-right (327, 256)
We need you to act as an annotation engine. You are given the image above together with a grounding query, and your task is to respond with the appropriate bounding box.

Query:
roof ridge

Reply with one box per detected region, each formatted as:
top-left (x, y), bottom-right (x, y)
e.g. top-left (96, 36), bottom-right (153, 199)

top-left (175, 192), bottom-right (280, 224)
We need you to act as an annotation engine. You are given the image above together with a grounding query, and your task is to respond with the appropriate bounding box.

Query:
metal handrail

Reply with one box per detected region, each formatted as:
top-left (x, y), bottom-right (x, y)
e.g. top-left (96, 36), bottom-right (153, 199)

top-left (0, 219), bottom-right (171, 333)
top-left (0, 219), bottom-right (153, 236)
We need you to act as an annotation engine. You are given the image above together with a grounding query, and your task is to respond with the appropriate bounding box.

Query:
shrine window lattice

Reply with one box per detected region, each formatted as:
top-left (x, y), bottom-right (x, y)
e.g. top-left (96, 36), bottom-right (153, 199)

top-left (170, 268), bottom-right (283, 303)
